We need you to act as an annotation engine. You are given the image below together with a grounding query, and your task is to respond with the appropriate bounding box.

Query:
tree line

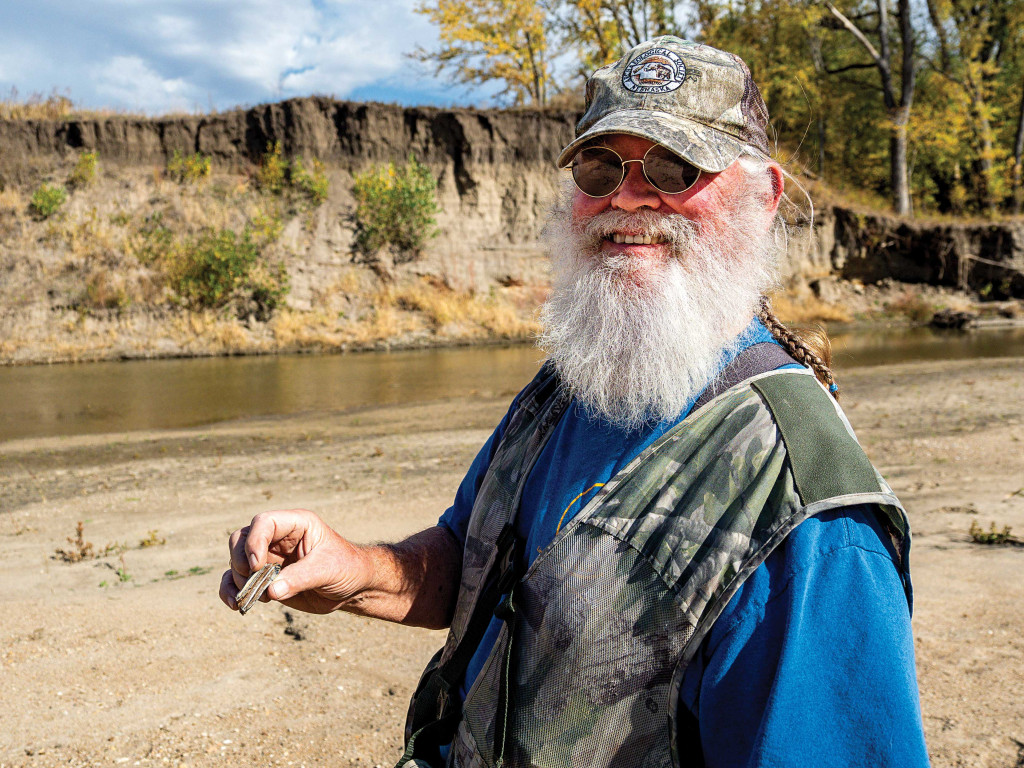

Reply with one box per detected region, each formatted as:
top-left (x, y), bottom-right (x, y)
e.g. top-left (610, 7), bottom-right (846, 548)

top-left (414, 0), bottom-right (1024, 218)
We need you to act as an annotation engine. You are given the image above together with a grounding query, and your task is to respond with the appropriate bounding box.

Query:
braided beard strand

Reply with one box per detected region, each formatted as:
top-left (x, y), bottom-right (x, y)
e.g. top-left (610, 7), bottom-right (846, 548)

top-left (538, 185), bottom-right (780, 430)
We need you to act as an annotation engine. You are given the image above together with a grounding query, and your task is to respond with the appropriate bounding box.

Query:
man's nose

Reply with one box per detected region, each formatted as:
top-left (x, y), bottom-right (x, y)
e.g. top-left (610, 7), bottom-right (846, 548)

top-left (610, 159), bottom-right (661, 211)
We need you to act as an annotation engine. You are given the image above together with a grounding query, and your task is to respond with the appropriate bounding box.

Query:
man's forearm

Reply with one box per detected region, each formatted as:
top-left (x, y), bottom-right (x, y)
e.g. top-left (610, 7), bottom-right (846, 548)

top-left (342, 525), bottom-right (463, 629)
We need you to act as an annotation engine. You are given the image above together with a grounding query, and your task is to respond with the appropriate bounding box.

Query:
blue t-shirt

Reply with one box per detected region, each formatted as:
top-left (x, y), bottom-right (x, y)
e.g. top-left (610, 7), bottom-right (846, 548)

top-left (438, 320), bottom-right (930, 766)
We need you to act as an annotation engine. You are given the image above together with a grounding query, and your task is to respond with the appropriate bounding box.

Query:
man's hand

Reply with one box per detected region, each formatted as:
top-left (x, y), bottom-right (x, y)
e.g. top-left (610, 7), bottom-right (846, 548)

top-left (220, 509), bottom-right (375, 615)
top-left (219, 510), bottom-right (463, 628)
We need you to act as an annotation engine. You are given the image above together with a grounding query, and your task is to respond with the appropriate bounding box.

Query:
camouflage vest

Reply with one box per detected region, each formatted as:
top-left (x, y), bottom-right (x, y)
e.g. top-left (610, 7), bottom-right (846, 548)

top-left (423, 363), bottom-right (910, 768)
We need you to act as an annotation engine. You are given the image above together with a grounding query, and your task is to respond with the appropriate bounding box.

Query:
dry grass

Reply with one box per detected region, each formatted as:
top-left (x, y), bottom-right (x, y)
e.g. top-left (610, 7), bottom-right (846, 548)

top-left (266, 277), bottom-right (540, 354)
top-left (324, 269), bottom-right (368, 299)
top-left (387, 278), bottom-right (542, 339)
top-left (168, 312), bottom-right (260, 355)
top-left (270, 309), bottom-right (347, 350)
top-left (885, 288), bottom-right (938, 323)
top-left (0, 88), bottom-right (198, 121)
top-left (768, 289), bottom-right (853, 324)
top-left (0, 188), bottom-right (26, 238)
top-left (0, 187), bottom-right (25, 214)
top-left (0, 89), bottom-right (77, 121)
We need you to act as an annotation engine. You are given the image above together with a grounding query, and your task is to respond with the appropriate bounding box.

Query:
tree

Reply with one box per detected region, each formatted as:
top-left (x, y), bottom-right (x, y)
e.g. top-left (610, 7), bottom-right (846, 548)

top-left (823, 0), bottom-right (919, 216)
top-left (924, 0), bottom-right (1012, 214)
top-left (1013, 71), bottom-right (1024, 213)
top-left (695, 0), bottom-right (830, 173)
top-left (414, 0), bottom-right (552, 106)
top-left (996, 7), bottom-right (1024, 213)
top-left (548, 0), bottom-right (681, 74)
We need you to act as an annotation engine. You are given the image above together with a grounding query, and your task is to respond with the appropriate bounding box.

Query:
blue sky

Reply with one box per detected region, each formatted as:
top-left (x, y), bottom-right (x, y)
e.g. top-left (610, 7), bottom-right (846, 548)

top-left (0, 0), bottom-right (501, 114)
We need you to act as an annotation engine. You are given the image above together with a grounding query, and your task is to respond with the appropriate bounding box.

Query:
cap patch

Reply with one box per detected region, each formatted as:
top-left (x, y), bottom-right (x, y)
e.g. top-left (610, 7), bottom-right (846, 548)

top-left (622, 48), bottom-right (685, 94)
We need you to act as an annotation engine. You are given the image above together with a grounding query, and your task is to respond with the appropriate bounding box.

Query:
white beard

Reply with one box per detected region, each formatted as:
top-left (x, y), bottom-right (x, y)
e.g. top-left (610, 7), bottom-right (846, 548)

top-left (538, 183), bottom-right (780, 430)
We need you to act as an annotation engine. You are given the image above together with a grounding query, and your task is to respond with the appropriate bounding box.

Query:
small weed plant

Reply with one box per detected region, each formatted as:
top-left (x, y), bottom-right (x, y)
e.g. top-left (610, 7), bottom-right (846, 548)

top-left (54, 521), bottom-right (127, 563)
top-left (116, 553), bottom-right (132, 583)
top-left (290, 157), bottom-right (329, 206)
top-left (54, 521), bottom-right (94, 562)
top-left (68, 150), bottom-right (98, 189)
top-left (139, 529), bottom-right (166, 548)
top-left (256, 143), bottom-right (328, 205)
top-left (30, 183), bottom-right (67, 219)
top-left (167, 150), bottom-right (211, 183)
top-left (353, 156), bottom-right (439, 259)
top-left (160, 565), bottom-right (211, 582)
top-left (969, 521), bottom-right (1020, 546)
top-left (257, 141), bottom-right (287, 194)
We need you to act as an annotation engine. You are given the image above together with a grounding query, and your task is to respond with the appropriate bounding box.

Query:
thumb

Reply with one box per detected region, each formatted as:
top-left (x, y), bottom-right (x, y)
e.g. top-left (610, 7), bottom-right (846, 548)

top-left (267, 555), bottom-right (328, 601)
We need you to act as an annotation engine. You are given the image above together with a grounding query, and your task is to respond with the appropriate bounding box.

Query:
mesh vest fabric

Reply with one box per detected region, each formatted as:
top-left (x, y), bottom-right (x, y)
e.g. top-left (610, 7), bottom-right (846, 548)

top-left (415, 366), bottom-right (910, 768)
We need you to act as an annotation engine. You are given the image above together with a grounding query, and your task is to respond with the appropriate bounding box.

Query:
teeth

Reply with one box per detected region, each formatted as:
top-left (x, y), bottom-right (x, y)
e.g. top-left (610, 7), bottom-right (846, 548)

top-left (611, 233), bottom-right (663, 245)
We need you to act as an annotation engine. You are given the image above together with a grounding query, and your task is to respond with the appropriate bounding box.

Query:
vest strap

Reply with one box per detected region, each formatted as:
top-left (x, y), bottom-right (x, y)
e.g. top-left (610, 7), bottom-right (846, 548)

top-left (692, 342), bottom-right (796, 412)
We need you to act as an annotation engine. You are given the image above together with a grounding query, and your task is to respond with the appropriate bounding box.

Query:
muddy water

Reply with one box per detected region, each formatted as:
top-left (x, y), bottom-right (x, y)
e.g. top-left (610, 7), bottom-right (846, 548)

top-left (2, 327), bottom-right (1022, 443)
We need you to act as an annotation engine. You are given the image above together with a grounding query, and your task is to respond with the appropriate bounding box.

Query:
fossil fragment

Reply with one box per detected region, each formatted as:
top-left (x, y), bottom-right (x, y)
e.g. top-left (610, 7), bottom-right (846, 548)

top-left (237, 563), bottom-right (281, 615)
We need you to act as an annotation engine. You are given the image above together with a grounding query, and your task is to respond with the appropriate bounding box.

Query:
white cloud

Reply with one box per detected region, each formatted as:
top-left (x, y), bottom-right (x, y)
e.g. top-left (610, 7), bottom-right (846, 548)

top-left (0, 0), bottom-right (459, 113)
top-left (92, 55), bottom-right (194, 113)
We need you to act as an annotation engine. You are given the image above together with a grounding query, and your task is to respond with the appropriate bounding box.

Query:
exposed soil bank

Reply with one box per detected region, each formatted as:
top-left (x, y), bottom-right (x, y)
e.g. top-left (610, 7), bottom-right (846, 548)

top-left (2, 97), bottom-right (1022, 366)
top-left (1, 357), bottom-right (1022, 767)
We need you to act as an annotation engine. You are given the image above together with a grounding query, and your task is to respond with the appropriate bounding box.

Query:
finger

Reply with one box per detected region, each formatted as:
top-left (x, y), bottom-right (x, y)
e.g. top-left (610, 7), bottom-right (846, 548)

top-left (228, 526), bottom-right (251, 581)
top-left (245, 510), bottom-right (311, 572)
top-left (219, 569), bottom-right (239, 610)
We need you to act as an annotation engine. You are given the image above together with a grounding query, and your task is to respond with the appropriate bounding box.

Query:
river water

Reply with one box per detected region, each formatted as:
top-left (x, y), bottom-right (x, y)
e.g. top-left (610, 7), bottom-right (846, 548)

top-left (2, 326), bottom-right (1022, 444)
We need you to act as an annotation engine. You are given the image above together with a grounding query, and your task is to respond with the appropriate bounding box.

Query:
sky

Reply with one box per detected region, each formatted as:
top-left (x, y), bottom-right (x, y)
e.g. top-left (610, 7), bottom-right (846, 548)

top-left (0, 0), bottom-right (502, 114)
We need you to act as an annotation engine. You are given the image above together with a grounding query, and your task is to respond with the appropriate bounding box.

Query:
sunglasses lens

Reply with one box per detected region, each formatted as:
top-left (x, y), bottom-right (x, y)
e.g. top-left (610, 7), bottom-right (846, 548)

top-left (572, 147), bottom-right (624, 197)
top-left (643, 145), bottom-right (702, 193)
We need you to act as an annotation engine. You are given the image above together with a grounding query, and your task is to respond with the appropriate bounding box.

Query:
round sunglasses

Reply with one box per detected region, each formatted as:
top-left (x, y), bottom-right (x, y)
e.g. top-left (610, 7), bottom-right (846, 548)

top-left (570, 144), bottom-right (703, 198)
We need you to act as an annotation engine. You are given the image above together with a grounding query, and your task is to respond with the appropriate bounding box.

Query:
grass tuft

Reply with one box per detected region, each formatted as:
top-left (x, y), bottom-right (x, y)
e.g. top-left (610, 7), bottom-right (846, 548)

top-left (29, 183), bottom-right (67, 219)
top-left (68, 150), bottom-right (99, 189)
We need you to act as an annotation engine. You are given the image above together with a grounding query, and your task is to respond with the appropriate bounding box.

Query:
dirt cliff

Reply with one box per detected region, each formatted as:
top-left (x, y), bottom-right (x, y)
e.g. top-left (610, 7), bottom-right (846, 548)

top-left (1, 97), bottom-right (1021, 365)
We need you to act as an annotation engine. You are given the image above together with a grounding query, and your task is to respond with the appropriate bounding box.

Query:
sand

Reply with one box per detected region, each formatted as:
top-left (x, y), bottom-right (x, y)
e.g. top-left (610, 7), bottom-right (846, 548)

top-left (1, 357), bottom-right (1022, 767)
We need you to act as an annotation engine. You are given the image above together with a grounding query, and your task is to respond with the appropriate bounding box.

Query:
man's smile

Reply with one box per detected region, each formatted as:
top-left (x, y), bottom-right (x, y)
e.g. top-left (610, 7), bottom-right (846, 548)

top-left (607, 232), bottom-right (668, 245)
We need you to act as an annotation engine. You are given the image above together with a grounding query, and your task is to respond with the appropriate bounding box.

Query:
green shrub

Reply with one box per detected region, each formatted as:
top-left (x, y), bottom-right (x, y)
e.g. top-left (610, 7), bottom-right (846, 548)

top-left (171, 228), bottom-right (259, 308)
top-left (29, 183), bottom-right (67, 218)
top-left (257, 141), bottom-right (286, 194)
top-left (353, 156), bottom-right (439, 258)
top-left (169, 226), bottom-right (288, 314)
top-left (290, 158), bottom-right (329, 205)
top-left (68, 150), bottom-right (98, 189)
top-left (167, 150), bottom-right (211, 183)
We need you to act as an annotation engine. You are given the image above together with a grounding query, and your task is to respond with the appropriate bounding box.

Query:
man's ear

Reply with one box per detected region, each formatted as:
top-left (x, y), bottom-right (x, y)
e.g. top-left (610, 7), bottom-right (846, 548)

top-left (767, 164), bottom-right (784, 213)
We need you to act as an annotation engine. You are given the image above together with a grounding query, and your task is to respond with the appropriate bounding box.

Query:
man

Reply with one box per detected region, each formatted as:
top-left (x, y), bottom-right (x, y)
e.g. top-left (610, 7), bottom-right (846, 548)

top-left (221, 37), bottom-right (930, 767)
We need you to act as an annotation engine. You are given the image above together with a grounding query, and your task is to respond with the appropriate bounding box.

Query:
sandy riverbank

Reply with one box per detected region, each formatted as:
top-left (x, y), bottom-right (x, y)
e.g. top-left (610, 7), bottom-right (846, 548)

top-left (1, 357), bottom-right (1022, 767)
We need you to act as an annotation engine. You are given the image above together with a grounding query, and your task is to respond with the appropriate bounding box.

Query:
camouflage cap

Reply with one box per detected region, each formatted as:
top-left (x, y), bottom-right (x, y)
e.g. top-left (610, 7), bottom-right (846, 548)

top-left (557, 36), bottom-right (771, 173)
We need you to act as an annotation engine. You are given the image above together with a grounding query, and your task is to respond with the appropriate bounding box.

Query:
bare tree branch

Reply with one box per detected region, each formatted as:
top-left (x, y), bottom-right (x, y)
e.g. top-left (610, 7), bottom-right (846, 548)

top-left (823, 2), bottom-right (882, 63)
